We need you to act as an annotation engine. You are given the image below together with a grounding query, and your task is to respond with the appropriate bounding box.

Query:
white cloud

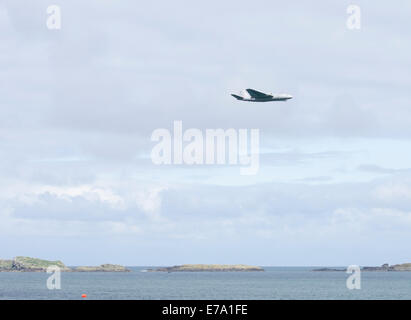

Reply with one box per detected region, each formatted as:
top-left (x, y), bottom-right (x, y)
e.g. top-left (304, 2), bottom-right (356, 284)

top-left (374, 183), bottom-right (411, 202)
top-left (1, 0), bottom-right (411, 264)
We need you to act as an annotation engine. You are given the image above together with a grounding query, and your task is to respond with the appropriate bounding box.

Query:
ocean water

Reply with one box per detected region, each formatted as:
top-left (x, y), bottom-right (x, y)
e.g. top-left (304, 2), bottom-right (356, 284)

top-left (1, 267), bottom-right (411, 300)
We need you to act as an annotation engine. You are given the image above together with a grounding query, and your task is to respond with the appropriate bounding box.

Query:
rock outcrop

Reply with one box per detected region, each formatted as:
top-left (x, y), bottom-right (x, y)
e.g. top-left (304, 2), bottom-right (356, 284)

top-left (148, 264), bottom-right (264, 272)
top-left (391, 263), bottom-right (411, 271)
top-left (74, 264), bottom-right (130, 272)
top-left (362, 263), bottom-right (393, 271)
top-left (0, 259), bottom-right (13, 271)
top-left (314, 263), bottom-right (411, 272)
top-left (363, 263), bottom-right (411, 271)
top-left (0, 257), bottom-right (130, 272)
top-left (312, 267), bottom-right (345, 272)
top-left (0, 256), bottom-right (72, 272)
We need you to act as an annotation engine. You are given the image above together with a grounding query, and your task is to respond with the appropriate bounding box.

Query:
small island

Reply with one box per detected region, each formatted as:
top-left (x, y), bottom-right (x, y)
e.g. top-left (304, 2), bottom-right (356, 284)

top-left (0, 256), bottom-right (130, 272)
top-left (147, 264), bottom-right (264, 272)
top-left (313, 263), bottom-right (411, 272)
top-left (74, 264), bottom-right (130, 272)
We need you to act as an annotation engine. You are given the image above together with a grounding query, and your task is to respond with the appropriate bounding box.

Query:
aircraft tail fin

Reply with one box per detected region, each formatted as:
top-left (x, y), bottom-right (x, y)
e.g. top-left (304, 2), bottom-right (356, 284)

top-left (231, 94), bottom-right (244, 100)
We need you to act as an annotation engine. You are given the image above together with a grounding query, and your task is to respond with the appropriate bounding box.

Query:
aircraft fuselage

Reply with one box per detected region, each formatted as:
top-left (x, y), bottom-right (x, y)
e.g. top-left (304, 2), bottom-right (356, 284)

top-left (239, 96), bottom-right (292, 102)
top-left (231, 89), bottom-right (293, 102)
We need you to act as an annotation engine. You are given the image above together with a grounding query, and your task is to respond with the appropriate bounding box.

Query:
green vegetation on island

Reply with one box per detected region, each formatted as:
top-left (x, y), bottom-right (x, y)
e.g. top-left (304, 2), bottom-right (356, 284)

top-left (0, 259), bottom-right (13, 271)
top-left (0, 256), bottom-right (71, 272)
top-left (0, 257), bottom-right (130, 272)
top-left (148, 264), bottom-right (264, 272)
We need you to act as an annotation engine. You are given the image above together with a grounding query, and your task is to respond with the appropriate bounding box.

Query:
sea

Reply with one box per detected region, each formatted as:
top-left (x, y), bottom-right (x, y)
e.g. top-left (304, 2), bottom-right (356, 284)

top-left (1, 267), bottom-right (411, 300)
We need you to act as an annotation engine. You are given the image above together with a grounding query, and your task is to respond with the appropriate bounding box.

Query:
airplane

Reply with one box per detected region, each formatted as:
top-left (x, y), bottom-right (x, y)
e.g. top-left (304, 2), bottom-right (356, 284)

top-left (231, 88), bottom-right (293, 102)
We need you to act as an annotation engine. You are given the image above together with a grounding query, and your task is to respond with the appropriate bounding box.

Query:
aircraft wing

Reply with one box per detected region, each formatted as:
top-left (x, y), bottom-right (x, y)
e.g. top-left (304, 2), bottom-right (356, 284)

top-left (246, 88), bottom-right (272, 99)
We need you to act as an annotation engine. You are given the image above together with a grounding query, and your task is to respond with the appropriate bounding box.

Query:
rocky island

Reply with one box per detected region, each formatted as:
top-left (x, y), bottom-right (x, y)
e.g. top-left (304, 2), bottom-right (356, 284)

top-left (313, 263), bottom-right (411, 272)
top-left (0, 256), bottom-right (130, 272)
top-left (147, 264), bottom-right (264, 272)
top-left (362, 263), bottom-right (411, 272)
top-left (74, 264), bottom-right (130, 272)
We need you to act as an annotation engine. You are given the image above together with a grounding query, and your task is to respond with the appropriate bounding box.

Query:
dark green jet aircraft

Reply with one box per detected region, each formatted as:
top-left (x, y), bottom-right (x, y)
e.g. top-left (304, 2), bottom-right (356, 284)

top-left (231, 88), bottom-right (293, 102)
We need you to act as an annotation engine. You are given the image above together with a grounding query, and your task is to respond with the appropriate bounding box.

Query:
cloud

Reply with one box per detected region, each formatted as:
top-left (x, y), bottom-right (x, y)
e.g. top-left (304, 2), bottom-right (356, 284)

top-left (358, 164), bottom-right (411, 175)
top-left (2, 172), bottom-right (411, 264)
top-left (2, 0), bottom-right (411, 140)
top-left (1, 1), bottom-right (411, 264)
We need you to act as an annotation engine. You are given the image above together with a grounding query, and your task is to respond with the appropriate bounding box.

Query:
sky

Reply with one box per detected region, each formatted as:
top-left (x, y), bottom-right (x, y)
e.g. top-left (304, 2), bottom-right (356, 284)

top-left (1, 0), bottom-right (411, 266)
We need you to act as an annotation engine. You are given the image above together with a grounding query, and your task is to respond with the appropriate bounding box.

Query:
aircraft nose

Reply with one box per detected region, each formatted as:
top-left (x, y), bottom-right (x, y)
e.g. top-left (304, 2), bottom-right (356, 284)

top-left (287, 94), bottom-right (293, 99)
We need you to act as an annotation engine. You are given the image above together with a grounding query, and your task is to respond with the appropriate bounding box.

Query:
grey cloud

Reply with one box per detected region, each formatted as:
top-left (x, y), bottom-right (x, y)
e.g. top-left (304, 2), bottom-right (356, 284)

top-left (358, 164), bottom-right (411, 175)
top-left (2, 0), bottom-right (411, 141)
top-left (2, 1), bottom-right (411, 264)
top-left (260, 150), bottom-right (344, 166)
top-left (297, 176), bottom-right (333, 182)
